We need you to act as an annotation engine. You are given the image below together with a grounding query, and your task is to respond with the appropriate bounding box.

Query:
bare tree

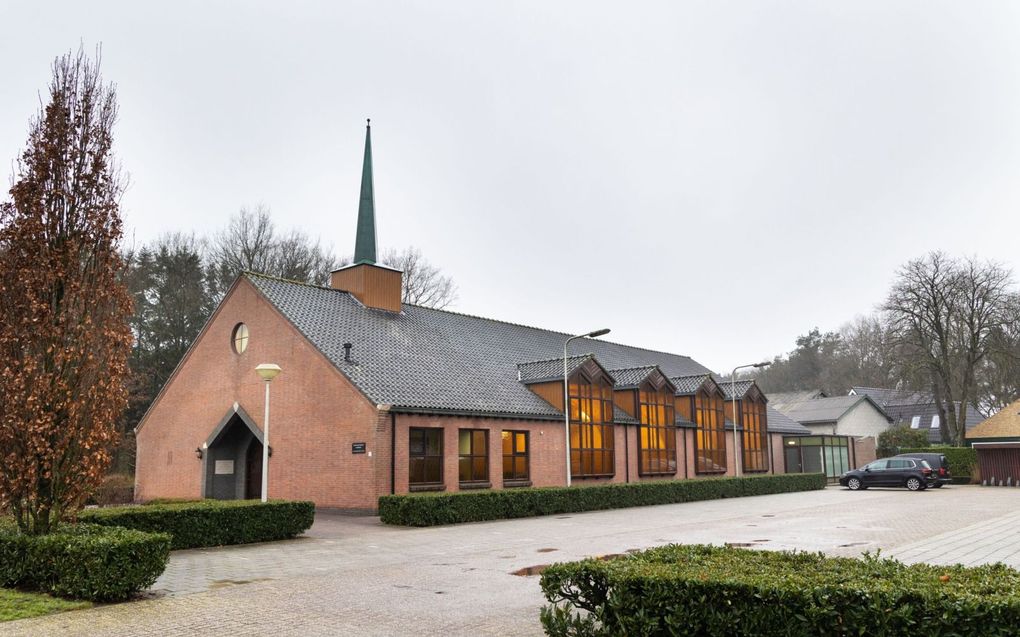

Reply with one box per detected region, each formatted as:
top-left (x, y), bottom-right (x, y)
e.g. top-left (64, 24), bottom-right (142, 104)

top-left (884, 252), bottom-right (1014, 444)
top-left (380, 246), bottom-right (457, 309)
top-left (207, 204), bottom-right (340, 298)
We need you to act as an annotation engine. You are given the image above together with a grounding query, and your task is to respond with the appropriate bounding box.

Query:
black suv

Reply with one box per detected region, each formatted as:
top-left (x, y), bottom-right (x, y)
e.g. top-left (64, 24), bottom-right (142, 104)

top-left (839, 458), bottom-right (936, 491)
top-left (894, 452), bottom-right (951, 488)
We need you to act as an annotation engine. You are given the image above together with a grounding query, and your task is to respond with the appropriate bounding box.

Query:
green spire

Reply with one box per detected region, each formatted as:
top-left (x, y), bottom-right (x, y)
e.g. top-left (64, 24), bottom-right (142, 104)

top-left (354, 119), bottom-right (377, 264)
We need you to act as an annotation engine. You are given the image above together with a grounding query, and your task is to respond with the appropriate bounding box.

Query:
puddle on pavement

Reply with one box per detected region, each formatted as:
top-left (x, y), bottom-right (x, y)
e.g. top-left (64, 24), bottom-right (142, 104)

top-left (512, 554), bottom-right (630, 577)
top-left (839, 542), bottom-right (868, 548)
top-left (209, 577), bottom-right (272, 589)
top-left (726, 542), bottom-right (757, 548)
top-left (537, 547), bottom-right (558, 553)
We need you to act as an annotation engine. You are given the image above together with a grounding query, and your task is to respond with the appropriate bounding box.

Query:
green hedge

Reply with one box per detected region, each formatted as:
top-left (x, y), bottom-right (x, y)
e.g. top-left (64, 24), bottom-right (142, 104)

top-left (80, 499), bottom-right (315, 550)
top-left (379, 473), bottom-right (826, 527)
top-left (0, 524), bottom-right (170, 602)
top-left (902, 446), bottom-right (978, 483)
top-left (540, 544), bottom-right (1020, 636)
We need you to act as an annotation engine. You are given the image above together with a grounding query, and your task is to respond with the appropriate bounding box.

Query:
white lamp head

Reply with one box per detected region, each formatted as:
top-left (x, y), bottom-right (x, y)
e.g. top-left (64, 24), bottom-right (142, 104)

top-left (255, 363), bottom-right (282, 382)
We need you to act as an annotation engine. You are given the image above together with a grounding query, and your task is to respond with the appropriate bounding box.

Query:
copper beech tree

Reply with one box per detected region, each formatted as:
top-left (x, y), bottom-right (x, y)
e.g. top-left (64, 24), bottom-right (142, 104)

top-left (0, 49), bottom-right (133, 534)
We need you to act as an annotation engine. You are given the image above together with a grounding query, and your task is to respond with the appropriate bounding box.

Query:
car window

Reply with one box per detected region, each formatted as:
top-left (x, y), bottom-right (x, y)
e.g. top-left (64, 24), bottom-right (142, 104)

top-left (888, 459), bottom-right (907, 469)
top-left (866, 460), bottom-right (888, 470)
top-left (919, 460), bottom-right (932, 469)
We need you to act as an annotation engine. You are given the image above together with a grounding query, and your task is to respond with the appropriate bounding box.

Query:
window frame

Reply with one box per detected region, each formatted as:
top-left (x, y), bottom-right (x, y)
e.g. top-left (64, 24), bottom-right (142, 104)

top-left (458, 428), bottom-right (490, 487)
top-left (637, 381), bottom-right (677, 476)
top-left (740, 394), bottom-right (769, 473)
top-left (408, 427), bottom-right (444, 490)
top-left (568, 368), bottom-right (616, 478)
top-left (501, 430), bottom-right (530, 486)
top-left (694, 385), bottom-right (727, 474)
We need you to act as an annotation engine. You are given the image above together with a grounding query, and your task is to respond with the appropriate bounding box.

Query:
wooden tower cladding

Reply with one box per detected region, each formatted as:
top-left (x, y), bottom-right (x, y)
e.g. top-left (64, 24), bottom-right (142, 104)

top-left (331, 263), bottom-right (403, 312)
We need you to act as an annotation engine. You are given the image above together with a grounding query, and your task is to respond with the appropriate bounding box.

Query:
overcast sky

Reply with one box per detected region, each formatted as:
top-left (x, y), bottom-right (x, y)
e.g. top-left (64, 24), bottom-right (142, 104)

top-left (3, 2), bottom-right (1020, 372)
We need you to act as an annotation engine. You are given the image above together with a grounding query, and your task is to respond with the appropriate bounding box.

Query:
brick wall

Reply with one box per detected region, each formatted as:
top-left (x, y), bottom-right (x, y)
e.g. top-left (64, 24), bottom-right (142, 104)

top-left (135, 278), bottom-right (381, 509)
top-left (136, 278), bottom-right (788, 511)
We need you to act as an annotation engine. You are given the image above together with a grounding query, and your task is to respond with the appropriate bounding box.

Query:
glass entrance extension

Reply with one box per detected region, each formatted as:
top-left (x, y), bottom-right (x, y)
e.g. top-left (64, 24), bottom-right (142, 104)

top-left (783, 435), bottom-right (854, 483)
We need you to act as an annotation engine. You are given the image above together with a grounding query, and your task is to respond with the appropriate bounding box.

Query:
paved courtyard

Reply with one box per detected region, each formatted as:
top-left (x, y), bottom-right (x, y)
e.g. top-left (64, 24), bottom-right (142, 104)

top-left (4, 485), bottom-right (1020, 636)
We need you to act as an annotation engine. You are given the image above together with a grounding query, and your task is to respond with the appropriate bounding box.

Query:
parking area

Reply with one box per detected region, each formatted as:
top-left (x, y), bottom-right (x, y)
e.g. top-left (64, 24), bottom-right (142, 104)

top-left (4, 485), bottom-right (1020, 636)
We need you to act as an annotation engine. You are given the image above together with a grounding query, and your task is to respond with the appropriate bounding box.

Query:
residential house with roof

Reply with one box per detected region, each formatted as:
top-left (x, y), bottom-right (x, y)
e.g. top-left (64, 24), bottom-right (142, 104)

top-left (134, 123), bottom-right (798, 509)
top-left (769, 393), bottom-right (891, 437)
top-left (966, 398), bottom-right (1020, 485)
top-left (848, 386), bottom-right (983, 443)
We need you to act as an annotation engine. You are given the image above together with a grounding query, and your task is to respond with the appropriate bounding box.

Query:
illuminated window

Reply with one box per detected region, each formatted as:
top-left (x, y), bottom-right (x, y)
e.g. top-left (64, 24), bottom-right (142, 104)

top-left (232, 323), bottom-right (249, 354)
top-left (569, 373), bottom-right (615, 477)
top-left (409, 428), bottom-right (442, 485)
top-left (638, 383), bottom-right (676, 475)
top-left (741, 398), bottom-right (769, 473)
top-left (931, 415), bottom-right (940, 429)
top-left (458, 429), bottom-right (489, 484)
top-left (910, 415), bottom-right (921, 429)
top-left (502, 430), bottom-right (529, 483)
top-left (694, 390), bottom-right (726, 473)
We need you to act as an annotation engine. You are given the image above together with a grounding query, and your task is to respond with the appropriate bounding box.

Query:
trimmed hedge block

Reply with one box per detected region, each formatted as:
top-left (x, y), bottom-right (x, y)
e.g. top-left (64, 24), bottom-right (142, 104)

top-left (540, 544), bottom-right (1020, 636)
top-left (0, 524), bottom-right (170, 602)
top-left (80, 499), bottom-right (315, 550)
top-left (902, 446), bottom-right (978, 483)
top-left (379, 473), bottom-right (826, 527)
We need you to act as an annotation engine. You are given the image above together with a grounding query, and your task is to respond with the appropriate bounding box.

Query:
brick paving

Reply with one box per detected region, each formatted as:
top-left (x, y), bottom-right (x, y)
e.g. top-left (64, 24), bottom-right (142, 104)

top-left (3, 485), bottom-right (1019, 636)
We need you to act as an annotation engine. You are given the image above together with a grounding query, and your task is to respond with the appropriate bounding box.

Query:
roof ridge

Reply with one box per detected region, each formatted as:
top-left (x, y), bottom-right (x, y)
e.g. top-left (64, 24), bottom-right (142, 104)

top-left (243, 271), bottom-right (341, 293)
top-left (251, 273), bottom-right (702, 364)
top-left (402, 302), bottom-right (698, 362)
top-left (518, 352), bottom-right (591, 366)
top-left (671, 372), bottom-right (710, 379)
top-left (607, 363), bottom-right (659, 372)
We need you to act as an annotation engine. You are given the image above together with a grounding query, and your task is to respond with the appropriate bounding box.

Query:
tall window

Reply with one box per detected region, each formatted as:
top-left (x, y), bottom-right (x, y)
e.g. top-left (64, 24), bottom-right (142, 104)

top-left (569, 374), bottom-right (615, 477)
top-left (694, 391), bottom-right (726, 473)
top-left (409, 428), bottom-right (443, 486)
top-left (502, 430), bottom-right (529, 483)
top-left (458, 429), bottom-right (489, 484)
top-left (741, 399), bottom-right (768, 472)
top-left (639, 385), bottom-right (676, 475)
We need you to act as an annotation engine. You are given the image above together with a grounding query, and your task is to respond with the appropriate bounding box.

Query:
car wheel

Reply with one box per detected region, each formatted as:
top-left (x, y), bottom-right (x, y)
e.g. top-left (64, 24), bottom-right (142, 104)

top-left (906, 477), bottom-right (922, 491)
top-left (847, 477), bottom-right (862, 491)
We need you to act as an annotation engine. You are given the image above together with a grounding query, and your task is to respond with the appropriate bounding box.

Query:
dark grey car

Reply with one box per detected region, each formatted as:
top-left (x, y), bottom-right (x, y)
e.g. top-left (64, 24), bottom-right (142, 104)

top-left (839, 458), bottom-right (935, 491)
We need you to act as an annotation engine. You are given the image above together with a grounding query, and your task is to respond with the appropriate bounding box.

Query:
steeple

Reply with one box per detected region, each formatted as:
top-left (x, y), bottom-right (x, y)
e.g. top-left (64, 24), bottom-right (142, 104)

top-left (354, 119), bottom-right (377, 264)
top-left (331, 119), bottom-right (403, 313)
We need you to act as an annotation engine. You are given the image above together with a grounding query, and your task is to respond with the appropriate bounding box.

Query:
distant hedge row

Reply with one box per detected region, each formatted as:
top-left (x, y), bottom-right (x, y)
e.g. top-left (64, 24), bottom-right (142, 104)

top-left (379, 473), bottom-right (826, 526)
top-left (80, 499), bottom-right (315, 549)
top-left (540, 544), bottom-right (1020, 636)
top-left (901, 446), bottom-right (978, 483)
top-left (0, 524), bottom-right (170, 602)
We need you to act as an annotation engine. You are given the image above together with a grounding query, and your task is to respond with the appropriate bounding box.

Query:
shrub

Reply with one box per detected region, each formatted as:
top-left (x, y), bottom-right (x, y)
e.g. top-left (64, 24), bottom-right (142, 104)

top-left (379, 473), bottom-right (826, 527)
top-left (540, 544), bottom-right (1020, 636)
top-left (901, 445), bottom-right (978, 483)
top-left (86, 473), bottom-right (135, 506)
top-left (877, 424), bottom-right (931, 457)
top-left (0, 523), bottom-right (170, 602)
top-left (79, 499), bottom-right (315, 550)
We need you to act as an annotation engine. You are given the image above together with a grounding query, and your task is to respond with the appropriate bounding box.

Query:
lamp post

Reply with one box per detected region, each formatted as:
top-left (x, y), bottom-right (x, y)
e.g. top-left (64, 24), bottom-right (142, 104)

top-left (255, 363), bottom-right (282, 502)
top-left (563, 328), bottom-right (611, 487)
top-left (731, 361), bottom-right (771, 477)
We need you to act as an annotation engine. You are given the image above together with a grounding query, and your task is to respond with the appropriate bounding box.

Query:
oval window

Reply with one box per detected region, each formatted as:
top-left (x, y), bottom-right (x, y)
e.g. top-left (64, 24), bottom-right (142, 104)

top-left (232, 323), bottom-right (249, 354)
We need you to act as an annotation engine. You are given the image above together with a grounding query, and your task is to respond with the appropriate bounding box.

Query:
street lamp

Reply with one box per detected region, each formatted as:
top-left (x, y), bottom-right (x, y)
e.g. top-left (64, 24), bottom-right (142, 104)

top-left (563, 328), bottom-right (611, 487)
top-left (255, 363), bottom-right (282, 502)
top-left (731, 361), bottom-right (770, 477)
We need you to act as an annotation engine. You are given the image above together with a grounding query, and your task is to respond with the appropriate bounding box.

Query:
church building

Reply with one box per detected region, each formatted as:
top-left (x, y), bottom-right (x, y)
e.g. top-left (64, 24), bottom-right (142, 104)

top-left (134, 123), bottom-right (807, 510)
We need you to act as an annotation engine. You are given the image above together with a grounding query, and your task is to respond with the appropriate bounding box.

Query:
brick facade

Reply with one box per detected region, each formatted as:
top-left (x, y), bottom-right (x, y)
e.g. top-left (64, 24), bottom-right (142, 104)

top-left (137, 278), bottom-right (797, 511)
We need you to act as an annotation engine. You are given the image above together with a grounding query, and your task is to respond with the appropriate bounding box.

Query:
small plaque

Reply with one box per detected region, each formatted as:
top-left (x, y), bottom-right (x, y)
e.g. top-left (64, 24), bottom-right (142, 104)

top-left (214, 460), bottom-right (235, 475)
top-left (352, 442), bottom-right (367, 454)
